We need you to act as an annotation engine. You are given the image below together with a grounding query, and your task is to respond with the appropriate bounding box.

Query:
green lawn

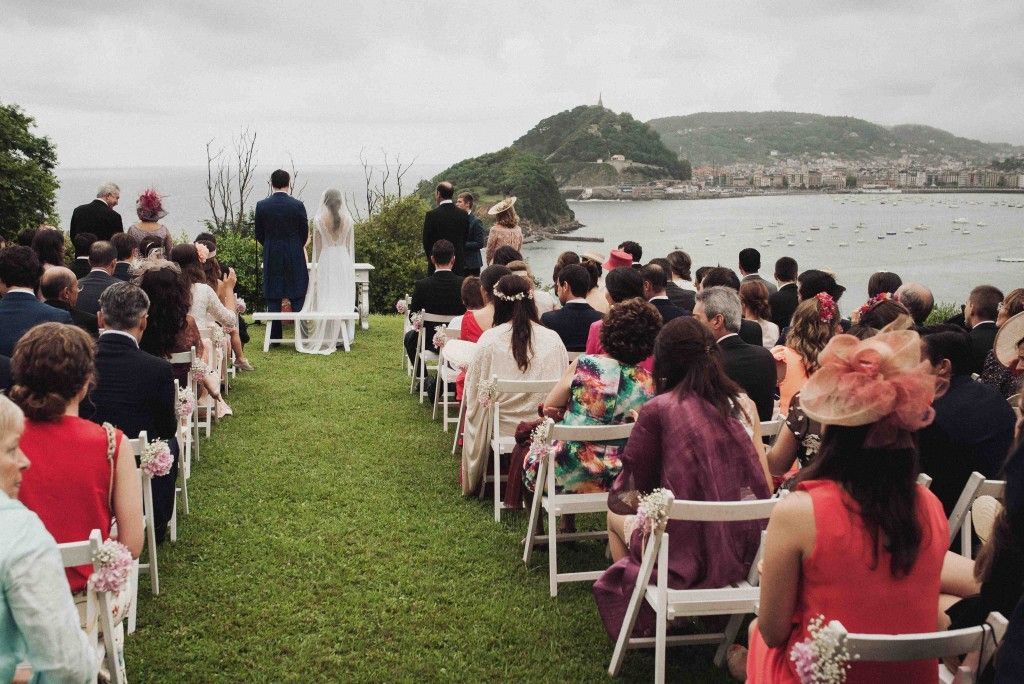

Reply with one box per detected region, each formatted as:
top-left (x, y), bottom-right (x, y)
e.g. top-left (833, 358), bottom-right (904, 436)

top-left (127, 315), bottom-right (731, 682)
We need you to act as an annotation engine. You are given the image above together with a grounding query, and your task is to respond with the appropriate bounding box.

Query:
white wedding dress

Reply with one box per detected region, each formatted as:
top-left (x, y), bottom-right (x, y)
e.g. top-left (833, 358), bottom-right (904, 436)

top-left (296, 191), bottom-right (356, 354)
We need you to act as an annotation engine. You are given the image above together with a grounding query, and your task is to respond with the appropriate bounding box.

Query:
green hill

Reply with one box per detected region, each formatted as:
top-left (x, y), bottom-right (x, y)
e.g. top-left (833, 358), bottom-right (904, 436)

top-left (647, 111), bottom-right (1022, 165)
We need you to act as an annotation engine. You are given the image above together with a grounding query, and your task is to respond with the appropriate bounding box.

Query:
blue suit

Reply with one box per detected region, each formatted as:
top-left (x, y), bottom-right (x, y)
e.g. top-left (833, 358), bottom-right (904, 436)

top-left (0, 291), bottom-right (72, 356)
top-left (255, 192), bottom-right (310, 340)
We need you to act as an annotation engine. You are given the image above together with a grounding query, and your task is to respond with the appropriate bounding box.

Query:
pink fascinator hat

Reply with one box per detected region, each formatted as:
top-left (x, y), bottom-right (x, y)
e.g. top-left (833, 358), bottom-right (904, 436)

top-left (136, 188), bottom-right (168, 222)
top-left (799, 329), bottom-right (944, 449)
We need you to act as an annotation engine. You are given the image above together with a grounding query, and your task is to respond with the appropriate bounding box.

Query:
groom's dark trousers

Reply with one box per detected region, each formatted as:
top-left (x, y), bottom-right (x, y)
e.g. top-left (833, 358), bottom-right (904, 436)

top-left (255, 190), bottom-right (310, 343)
top-left (265, 295), bottom-right (305, 342)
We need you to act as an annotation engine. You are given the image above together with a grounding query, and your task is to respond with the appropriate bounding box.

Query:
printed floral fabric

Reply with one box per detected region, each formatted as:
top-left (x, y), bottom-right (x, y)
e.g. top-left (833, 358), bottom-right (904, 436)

top-left (523, 355), bottom-right (654, 493)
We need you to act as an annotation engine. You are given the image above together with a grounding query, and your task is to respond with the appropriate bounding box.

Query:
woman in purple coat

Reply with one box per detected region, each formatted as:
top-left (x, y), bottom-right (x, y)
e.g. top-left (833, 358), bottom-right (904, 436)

top-left (594, 316), bottom-right (771, 639)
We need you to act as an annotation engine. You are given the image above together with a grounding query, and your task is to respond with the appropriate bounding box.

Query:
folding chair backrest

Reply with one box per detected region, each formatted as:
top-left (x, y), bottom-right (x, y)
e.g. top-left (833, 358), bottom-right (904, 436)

top-left (488, 377), bottom-right (558, 441)
top-left (548, 422), bottom-right (635, 443)
top-left (58, 529), bottom-right (102, 568)
top-left (760, 418), bottom-right (784, 439)
top-left (948, 472), bottom-right (1006, 546)
top-left (567, 351), bottom-right (582, 363)
top-left (421, 312), bottom-right (458, 324)
top-left (668, 497), bottom-right (778, 522)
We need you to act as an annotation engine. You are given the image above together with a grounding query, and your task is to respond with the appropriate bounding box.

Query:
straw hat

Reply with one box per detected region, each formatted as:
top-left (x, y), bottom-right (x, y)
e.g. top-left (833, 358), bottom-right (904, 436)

top-left (581, 252), bottom-right (605, 265)
top-left (994, 312), bottom-right (1024, 367)
top-left (603, 249), bottom-right (634, 271)
top-left (487, 196), bottom-right (517, 216)
top-left (971, 495), bottom-right (1002, 544)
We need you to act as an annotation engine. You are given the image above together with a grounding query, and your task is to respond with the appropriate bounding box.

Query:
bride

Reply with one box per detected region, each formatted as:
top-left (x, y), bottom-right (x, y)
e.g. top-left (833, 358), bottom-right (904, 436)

top-left (296, 188), bottom-right (356, 354)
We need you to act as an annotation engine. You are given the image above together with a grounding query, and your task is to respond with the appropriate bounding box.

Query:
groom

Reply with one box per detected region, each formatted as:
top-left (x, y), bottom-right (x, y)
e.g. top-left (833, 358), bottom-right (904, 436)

top-left (255, 169), bottom-right (309, 343)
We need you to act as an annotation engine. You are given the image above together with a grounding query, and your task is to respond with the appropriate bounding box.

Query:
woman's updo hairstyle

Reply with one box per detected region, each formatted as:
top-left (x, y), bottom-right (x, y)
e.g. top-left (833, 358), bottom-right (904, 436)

top-left (479, 264), bottom-right (512, 301)
top-left (10, 323), bottom-right (96, 422)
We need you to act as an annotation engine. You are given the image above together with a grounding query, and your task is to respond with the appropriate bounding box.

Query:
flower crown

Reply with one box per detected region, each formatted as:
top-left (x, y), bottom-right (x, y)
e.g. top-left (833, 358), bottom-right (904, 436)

top-left (493, 287), bottom-right (533, 302)
top-left (815, 292), bottom-right (838, 324)
top-left (853, 291), bottom-right (895, 324)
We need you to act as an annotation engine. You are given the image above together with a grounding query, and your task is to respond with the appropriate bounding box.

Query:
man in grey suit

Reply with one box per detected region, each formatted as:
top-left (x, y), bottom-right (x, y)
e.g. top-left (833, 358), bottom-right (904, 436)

top-left (738, 247), bottom-right (778, 296)
top-left (75, 241), bottom-right (120, 318)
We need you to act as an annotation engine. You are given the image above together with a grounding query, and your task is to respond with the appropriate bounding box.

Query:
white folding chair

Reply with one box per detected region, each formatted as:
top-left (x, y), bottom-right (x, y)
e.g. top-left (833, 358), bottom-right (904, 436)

top-left (918, 472), bottom-right (934, 489)
top-left (837, 611), bottom-right (1007, 684)
top-left (170, 347), bottom-right (200, 462)
top-left (197, 335), bottom-right (222, 437)
top-left (1009, 392), bottom-right (1021, 420)
top-left (432, 353), bottom-right (462, 432)
top-left (948, 472), bottom-right (1006, 557)
top-left (608, 494), bottom-right (777, 682)
top-left (567, 351), bottom-right (583, 363)
top-left (479, 377), bottom-right (558, 522)
top-left (523, 422), bottom-right (635, 596)
top-left (172, 378), bottom-right (190, 522)
top-left (759, 418), bottom-right (784, 441)
top-left (58, 530), bottom-right (126, 684)
top-left (408, 311), bottom-right (457, 403)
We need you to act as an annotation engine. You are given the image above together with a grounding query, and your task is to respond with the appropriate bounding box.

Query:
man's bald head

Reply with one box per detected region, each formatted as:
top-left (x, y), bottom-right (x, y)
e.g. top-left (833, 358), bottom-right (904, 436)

top-left (896, 282), bottom-right (934, 325)
top-left (40, 266), bottom-right (79, 306)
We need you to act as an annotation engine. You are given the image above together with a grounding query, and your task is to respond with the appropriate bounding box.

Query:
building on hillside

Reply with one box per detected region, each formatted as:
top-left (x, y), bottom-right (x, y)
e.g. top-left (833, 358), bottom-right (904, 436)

top-left (807, 171), bottom-right (822, 189)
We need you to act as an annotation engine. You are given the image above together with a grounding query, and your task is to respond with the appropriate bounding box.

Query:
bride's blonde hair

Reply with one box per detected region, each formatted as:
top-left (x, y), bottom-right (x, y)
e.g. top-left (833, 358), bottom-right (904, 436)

top-left (322, 189), bottom-right (344, 237)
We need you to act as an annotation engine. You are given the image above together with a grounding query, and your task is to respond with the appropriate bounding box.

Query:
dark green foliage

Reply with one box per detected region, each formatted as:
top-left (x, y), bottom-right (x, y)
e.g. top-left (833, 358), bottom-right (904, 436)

top-left (419, 148), bottom-right (574, 226)
top-left (0, 102), bottom-right (59, 239)
top-left (354, 195), bottom-right (431, 313)
top-left (992, 155), bottom-right (1024, 172)
top-left (211, 226), bottom-right (264, 309)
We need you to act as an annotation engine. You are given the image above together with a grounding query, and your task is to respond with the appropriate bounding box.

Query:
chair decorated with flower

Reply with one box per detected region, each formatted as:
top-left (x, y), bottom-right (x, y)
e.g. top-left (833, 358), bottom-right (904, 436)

top-left (408, 309), bottom-right (459, 404)
top-left (170, 346), bottom-right (201, 464)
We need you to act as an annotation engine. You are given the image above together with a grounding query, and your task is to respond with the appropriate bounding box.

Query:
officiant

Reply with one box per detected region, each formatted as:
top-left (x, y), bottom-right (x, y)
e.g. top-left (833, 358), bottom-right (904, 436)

top-left (255, 169), bottom-right (310, 344)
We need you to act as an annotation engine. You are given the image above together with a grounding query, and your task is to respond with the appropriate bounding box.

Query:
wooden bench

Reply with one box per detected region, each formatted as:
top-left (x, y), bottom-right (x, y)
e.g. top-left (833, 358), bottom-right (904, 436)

top-left (252, 311), bottom-right (359, 352)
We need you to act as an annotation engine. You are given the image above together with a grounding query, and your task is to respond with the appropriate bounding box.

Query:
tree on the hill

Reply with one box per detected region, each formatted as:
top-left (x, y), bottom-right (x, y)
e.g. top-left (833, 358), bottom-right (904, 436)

top-left (0, 102), bottom-right (58, 239)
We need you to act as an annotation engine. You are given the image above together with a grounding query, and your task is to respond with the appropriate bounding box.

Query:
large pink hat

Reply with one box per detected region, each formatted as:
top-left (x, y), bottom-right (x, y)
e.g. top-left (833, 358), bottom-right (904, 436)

top-left (800, 329), bottom-right (944, 448)
top-left (603, 249), bottom-right (634, 270)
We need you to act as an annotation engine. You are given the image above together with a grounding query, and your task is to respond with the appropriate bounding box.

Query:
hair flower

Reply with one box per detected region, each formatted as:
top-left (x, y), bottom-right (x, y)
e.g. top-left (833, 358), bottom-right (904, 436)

top-left (851, 292), bottom-right (892, 324)
top-left (493, 286), bottom-right (533, 302)
top-left (815, 292), bottom-right (838, 324)
top-left (195, 243), bottom-right (210, 264)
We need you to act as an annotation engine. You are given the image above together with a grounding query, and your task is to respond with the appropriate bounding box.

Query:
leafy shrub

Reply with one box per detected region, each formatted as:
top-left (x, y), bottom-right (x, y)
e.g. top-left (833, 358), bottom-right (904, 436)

top-left (212, 230), bottom-right (263, 309)
top-left (926, 302), bottom-right (961, 325)
top-left (0, 102), bottom-right (58, 239)
top-left (354, 195), bottom-right (430, 313)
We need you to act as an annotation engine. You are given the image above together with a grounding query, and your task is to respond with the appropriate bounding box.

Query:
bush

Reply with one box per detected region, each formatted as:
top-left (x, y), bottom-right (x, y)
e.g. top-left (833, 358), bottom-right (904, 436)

top-left (354, 195), bottom-right (430, 313)
top-left (926, 301), bottom-right (961, 325)
top-left (213, 230), bottom-right (263, 309)
top-left (0, 102), bottom-right (58, 240)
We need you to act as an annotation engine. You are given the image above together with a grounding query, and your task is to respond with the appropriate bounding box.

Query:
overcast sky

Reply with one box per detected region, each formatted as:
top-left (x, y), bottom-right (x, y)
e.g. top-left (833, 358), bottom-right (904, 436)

top-left (3, 1), bottom-right (1022, 168)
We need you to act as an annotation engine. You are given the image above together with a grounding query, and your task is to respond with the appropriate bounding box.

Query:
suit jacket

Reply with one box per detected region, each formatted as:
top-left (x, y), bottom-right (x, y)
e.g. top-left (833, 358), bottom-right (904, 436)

top-left (44, 299), bottom-right (98, 337)
top-left (72, 258), bottom-right (92, 280)
top-left (541, 301), bottom-right (604, 352)
top-left (969, 322), bottom-right (998, 376)
top-left (0, 355), bottom-right (10, 394)
top-left (464, 213), bottom-right (486, 272)
top-left (410, 270), bottom-right (466, 344)
top-left (76, 269), bottom-right (119, 318)
top-left (0, 291), bottom-right (72, 356)
top-left (769, 283), bottom-right (799, 328)
top-left (742, 273), bottom-right (778, 296)
top-left (718, 334), bottom-right (777, 421)
top-left (69, 199), bottom-right (123, 241)
top-left (254, 192), bottom-right (310, 300)
top-left (917, 374), bottom-right (1016, 514)
top-left (422, 202), bottom-right (468, 275)
top-left (739, 318), bottom-right (763, 346)
top-left (113, 262), bottom-right (132, 282)
top-left (649, 297), bottom-right (689, 324)
top-left (665, 282), bottom-right (695, 312)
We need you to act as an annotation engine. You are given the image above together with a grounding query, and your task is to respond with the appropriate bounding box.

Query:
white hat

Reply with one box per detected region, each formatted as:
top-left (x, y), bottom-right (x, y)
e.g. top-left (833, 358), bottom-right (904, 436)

top-left (487, 196), bottom-right (517, 216)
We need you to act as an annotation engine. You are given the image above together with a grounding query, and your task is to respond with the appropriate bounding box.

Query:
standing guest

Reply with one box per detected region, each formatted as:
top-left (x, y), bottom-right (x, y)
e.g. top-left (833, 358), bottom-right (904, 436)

top-left (617, 240), bottom-right (643, 268)
top-left (596, 316), bottom-right (769, 639)
top-left (485, 197), bottom-right (523, 266)
top-left (641, 263), bottom-right (688, 323)
top-left (769, 256), bottom-right (799, 329)
top-left (981, 294), bottom-right (1024, 398)
top-left (541, 264), bottom-right (603, 352)
top-left (506, 260), bottom-right (558, 315)
top-left (895, 281), bottom-right (935, 326)
top-left (74, 240), bottom-right (119, 318)
top-left (585, 267), bottom-right (649, 364)
top-left (110, 232), bottom-right (139, 281)
top-left (456, 191), bottom-right (486, 276)
top-left (580, 255), bottom-right (609, 315)
top-left (867, 270), bottom-right (902, 298)
top-left (740, 280), bottom-right (779, 348)
top-left (12, 324), bottom-right (144, 593)
top-left (746, 330), bottom-right (948, 683)
top-left (41, 266), bottom-right (98, 337)
top-left (966, 285), bottom-right (1003, 375)
top-left (739, 247), bottom-right (778, 296)
top-left (85, 283), bottom-right (178, 542)
top-left (403, 240), bottom-right (465, 366)
top-left (0, 247), bottom-right (71, 357)
top-left (29, 228), bottom-right (65, 271)
top-left (665, 251), bottom-right (696, 311)
top-left (694, 286), bottom-right (777, 421)
top-left (255, 169), bottom-right (310, 344)
top-left (0, 394), bottom-right (98, 684)
top-left (127, 189), bottom-right (174, 256)
top-left (422, 181), bottom-right (469, 274)
top-left (917, 326), bottom-right (1016, 514)
top-left (69, 182), bottom-right (123, 241)
top-left (70, 232), bottom-right (96, 279)
top-left (702, 266), bottom-right (764, 346)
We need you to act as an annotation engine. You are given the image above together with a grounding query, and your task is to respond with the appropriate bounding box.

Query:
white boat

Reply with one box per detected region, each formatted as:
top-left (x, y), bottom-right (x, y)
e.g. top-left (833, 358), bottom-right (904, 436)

top-left (918, 241), bottom-right (928, 246)
top-left (977, 222), bottom-right (987, 227)
top-left (997, 256), bottom-right (1024, 263)
top-left (856, 238), bottom-right (865, 243)
top-left (810, 226), bottom-right (821, 231)
top-left (952, 217), bottom-right (969, 224)
top-left (963, 230), bottom-right (972, 235)
top-left (877, 235), bottom-right (886, 240)
top-left (838, 242), bottom-right (849, 247)
top-left (787, 240), bottom-right (795, 246)
top-left (886, 230), bottom-right (897, 236)
top-left (760, 241), bottom-right (769, 247)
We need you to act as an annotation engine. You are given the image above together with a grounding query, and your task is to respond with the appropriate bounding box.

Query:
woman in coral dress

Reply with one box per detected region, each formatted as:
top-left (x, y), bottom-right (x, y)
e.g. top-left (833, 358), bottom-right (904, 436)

top-left (484, 197), bottom-right (523, 265)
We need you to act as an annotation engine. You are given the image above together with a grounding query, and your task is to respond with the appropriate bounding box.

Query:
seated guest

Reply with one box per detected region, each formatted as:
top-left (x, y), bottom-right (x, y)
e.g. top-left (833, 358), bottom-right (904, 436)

top-left (982, 293), bottom-right (1024, 398)
top-left (858, 296), bottom-right (911, 330)
top-left (461, 275), bottom-right (567, 496)
top-left (797, 268), bottom-right (846, 304)
top-left (867, 270), bottom-right (902, 297)
top-left (110, 232), bottom-right (139, 281)
top-left (739, 247), bottom-right (778, 296)
top-left (0, 394), bottom-right (98, 683)
top-left (525, 299), bottom-right (658, 495)
top-left (769, 256), bottom-right (799, 328)
top-left (507, 260), bottom-right (558, 314)
top-left (617, 240), bottom-right (642, 268)
top-left (917, 326), bottom-right (1016, 514)
top-left (694, 265), bottom-right (713, 292)
top-left (702, 266), bottom-right (763, 346)
top-left (138, 234), bottom-right (165, 259)
top-left (70, 232), bottom-right (96, 279)
top-left (771, 293), bottom-right (840, 414)
top-left (85, 283), bottom-right (179, 543)
top-left (541, 264), bottom-right (603, 351)
top-left (0, 356), bottom-right (9, 393)
top-left (895, 281), bottom-right (935, 326)
top-left (966, 285), bottom-right (1003, 375)
top-left (448, 275), bottom-right (482, 331)
top-left (75, 240), bottom-right (119, 318)
top-left (596, 316), bottom-right (770, 639)
top-left (694, 285), bottom-right (777, 420)
top-left (746, 329), bottom-right (948, 682)
top-left (403, 240), bottom-right (465, 366)
top-left (551, 251), bottom-right (580, 293)
top-left (580, 255), bottom-right (609, 315)
top-left (30, 228), bottom-right (65, 271)
top-left (641, 263), bottom-right (688, 323)
top-left (446, 267), bottom-right (510, 401)
top-left (740, 279), bottom-right (779, 348)
top-left (585, 267), bottom-right (649, 366)
top-left (41, 266), bottom-right (98, 336)
top-left (0, 246), bottom-right (71, 356)
top-left (490, 245), bottom-right (523, 267)
top-left (666, 250), bottom-right (696, 311)
top-left (12, 324), bottom-right (144, 594)
top-left (15, 228), bottom-right (38, 248)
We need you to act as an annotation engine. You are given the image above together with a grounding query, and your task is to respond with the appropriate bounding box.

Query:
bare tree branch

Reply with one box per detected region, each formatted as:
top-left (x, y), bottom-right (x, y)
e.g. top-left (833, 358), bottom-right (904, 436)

top-left (288, 153), bottom-right (308, 199)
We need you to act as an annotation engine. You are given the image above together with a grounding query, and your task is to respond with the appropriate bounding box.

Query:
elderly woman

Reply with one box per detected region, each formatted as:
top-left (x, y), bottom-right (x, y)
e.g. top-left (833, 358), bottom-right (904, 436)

top-left (484, 197), bottom-right (523, 265)
top-left (0, 394), bottom-right (97, 683)
top-left (127, 188), bottom-right (174, 255)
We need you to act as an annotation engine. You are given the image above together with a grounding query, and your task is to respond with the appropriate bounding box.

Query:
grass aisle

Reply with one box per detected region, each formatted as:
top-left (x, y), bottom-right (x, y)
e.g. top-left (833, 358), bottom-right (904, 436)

top-left (128, 315), bottom-right (729, 682)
